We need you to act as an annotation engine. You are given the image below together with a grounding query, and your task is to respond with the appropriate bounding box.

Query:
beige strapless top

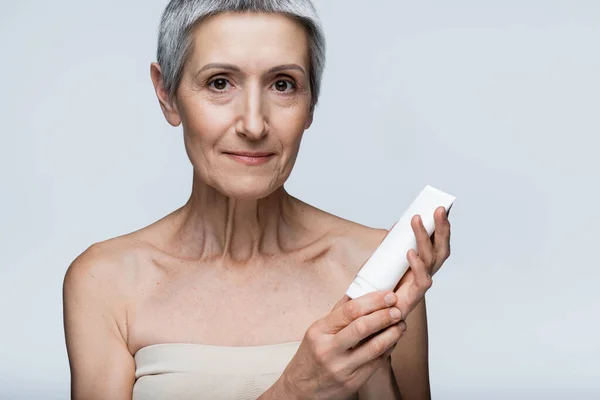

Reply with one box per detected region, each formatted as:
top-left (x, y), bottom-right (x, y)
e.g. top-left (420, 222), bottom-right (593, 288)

top-left (133, 341), bottom-right (301, 400)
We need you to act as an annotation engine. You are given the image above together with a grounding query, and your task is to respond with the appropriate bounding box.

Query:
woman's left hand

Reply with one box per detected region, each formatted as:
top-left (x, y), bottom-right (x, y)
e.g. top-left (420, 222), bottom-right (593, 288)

top-left (392, 206), bottom-right (452, 320)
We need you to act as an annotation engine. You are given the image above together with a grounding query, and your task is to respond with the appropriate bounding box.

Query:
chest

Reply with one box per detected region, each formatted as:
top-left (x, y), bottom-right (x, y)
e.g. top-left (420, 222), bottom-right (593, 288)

top-left (127, 257), bottom-right (355, 353)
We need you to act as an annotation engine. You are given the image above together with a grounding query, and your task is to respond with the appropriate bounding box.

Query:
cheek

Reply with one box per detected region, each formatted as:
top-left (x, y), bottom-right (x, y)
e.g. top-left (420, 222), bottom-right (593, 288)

top-left (180, 101), bottom-right (234, 163)
top-left (268, 114), bottom-right (307, 181)
top-left (269, 105), bottom-right (310, 149)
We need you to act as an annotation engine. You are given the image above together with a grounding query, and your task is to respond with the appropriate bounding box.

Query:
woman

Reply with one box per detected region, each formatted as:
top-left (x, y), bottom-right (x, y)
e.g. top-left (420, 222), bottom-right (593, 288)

top-left (63, 1), bottom-right (452, 399)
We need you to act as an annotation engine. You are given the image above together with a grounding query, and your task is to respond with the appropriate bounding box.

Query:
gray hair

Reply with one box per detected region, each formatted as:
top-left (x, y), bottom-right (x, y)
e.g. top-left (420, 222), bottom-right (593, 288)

top-left (157, 0), bottom-right (326, 109)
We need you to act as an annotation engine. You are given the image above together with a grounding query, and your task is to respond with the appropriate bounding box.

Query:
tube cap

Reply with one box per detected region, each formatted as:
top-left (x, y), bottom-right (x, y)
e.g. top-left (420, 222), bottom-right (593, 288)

top-left (346, 276), bottom-right (380, 299)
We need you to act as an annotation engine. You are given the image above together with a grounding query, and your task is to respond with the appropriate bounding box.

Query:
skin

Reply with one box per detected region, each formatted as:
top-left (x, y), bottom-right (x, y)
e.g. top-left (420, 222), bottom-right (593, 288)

top-left (63, 11), bottom-right (451, 400)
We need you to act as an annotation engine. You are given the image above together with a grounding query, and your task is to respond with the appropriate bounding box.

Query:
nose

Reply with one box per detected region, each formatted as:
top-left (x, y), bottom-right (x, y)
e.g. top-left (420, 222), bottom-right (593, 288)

top-left (235, 85), bottom-right (269, 141)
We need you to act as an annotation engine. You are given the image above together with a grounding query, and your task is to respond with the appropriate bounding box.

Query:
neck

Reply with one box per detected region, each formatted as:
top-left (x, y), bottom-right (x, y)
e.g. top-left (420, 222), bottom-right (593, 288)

top-left (170, 173), bottom-right (306, 264)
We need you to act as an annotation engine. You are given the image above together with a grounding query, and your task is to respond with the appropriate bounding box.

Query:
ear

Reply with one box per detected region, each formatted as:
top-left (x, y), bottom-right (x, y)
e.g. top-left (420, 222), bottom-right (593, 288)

top-left (304, 108), bottom-right (314, 130)
top-left (150, 62), bottom-right (182, 127)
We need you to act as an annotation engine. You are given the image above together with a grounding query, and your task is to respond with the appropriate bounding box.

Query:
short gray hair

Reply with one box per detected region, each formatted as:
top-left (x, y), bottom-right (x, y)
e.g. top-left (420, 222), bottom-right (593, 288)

top-left (157, 0), bottom-right (326, 109)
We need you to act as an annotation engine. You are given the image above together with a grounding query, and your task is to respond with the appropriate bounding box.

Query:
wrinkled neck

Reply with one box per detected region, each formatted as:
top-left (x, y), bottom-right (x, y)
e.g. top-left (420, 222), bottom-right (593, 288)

top-left (171, 174), bottom-right (303, 264)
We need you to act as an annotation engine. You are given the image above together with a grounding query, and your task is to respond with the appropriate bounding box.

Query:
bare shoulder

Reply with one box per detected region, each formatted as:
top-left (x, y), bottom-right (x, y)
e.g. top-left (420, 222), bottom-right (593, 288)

top-left (64, 234), bottom-right (149, 293)
top-left (64, 206), bottom-right (180, 291)
top-left (335, 222), bottom-right (388, 273)
top-left (301, 201), bottom-right (389, 273)
top-left (63, 233), bottom-right (158, 334)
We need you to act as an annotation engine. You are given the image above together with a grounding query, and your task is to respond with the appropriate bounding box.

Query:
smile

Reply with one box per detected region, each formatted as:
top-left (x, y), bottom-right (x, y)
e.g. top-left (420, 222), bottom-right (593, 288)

top-left (224, 152), bottom-right (275, 166)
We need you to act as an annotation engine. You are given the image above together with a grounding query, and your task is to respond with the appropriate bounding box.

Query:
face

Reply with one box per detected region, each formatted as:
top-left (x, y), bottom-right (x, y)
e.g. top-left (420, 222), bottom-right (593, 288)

top-left (153, 12), bottom-right (314, 200)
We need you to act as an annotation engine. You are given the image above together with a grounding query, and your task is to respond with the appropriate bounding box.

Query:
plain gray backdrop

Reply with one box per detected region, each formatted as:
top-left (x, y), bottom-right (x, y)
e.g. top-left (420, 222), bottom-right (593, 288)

top-left (1, 0), bottom-right (599, 398)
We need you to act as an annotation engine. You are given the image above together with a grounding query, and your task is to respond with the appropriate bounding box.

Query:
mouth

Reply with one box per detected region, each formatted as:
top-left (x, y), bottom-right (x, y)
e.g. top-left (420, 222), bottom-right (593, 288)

top-left (223, 151), bottom-right (275, 166)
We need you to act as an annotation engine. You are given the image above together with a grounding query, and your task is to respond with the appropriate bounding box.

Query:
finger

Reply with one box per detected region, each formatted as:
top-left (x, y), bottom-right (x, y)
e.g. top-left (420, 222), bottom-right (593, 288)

top-left (346, 341), bottom-right (397, 386)
top-left (392, 265), bottom-right (412, 292)
top-left (391, 252), bottom-right (432, 319)
top-left (411, 214), bottom-right (435, 269)
top-left (432, 206), bottom-right (451, 274)
top-left (334, 306), bottom-right (403, 351)
top-left (431, 206), bottom-right (451, 245)
top-left (406, 248), bottom-right (433, 293)
top-left (322, 291), bottom-right (397, 333)
top-left (347, 321), bottom-right (407, 372)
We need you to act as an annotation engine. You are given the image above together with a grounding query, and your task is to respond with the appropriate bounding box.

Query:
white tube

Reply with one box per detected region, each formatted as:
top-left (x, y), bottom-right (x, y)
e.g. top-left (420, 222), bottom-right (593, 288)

top-left (346, 185), bottom-right (456, 299)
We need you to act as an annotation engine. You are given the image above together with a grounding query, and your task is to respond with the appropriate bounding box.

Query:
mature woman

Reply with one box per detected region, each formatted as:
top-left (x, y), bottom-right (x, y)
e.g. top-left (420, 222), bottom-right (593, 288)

top-left (63, 1), bottom-right (452, 399)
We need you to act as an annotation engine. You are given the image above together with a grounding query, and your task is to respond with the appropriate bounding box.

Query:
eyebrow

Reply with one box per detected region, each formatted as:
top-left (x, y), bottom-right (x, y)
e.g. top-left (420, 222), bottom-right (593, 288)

top-left (196, 63), bottom-right (307, 77)
top-left (268, 64), bottom-right (306, 76)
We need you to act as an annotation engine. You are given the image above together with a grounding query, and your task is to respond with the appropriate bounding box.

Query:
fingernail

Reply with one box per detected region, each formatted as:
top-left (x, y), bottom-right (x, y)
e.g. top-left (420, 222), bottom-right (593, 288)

top-left (384, 293), bottom-right (396, 306)
top-left (389, 307), bottom-right (402, 320)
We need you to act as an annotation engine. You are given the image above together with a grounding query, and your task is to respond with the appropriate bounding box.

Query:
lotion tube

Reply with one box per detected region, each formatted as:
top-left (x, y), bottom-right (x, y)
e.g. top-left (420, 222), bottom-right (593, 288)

top-left (346, 185), bottom-right (456, 299)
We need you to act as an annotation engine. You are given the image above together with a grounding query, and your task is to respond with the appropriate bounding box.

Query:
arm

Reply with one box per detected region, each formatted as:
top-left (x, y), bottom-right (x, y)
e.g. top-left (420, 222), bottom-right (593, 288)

top-left (357, 358), bottom-right (403, 400)
top-left (63, 246), bottom-right (135, 400)
top-left (360, 207), bottom-right (449, 399)
top-left (391, 297), bottom-right (430, 399)
top-left (357, 298), bottom-right (429, 400)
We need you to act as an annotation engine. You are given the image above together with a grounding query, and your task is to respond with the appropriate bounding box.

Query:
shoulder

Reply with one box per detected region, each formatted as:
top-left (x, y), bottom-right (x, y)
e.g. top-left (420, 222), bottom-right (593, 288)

top-left (304, 204), bottom-right (389, 273)
top-left (65, 235), bottom-right (144, 286)
top-left (334, 220), bottom-right (389, 272)
top-left (64, 206), bottom-right (183, 292)
top-left (63, 234), bottom-right (156, 316)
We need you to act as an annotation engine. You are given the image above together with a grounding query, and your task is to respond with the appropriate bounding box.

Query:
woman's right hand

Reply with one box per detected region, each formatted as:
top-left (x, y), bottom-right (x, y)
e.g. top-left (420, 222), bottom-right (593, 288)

top-left (278, 291), bottom-right (406, 400)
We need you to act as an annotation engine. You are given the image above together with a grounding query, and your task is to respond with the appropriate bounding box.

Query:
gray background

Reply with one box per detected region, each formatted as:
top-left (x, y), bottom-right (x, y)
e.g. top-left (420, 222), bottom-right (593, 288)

top-left (1, 0), bottom-right (599, 398)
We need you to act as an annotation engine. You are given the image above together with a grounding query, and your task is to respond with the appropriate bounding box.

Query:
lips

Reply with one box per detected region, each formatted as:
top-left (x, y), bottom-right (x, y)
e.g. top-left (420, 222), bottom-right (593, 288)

top-left (224, 151), bottom-right (274, 157)
top-left (223, 151), bottom-right (275, 166)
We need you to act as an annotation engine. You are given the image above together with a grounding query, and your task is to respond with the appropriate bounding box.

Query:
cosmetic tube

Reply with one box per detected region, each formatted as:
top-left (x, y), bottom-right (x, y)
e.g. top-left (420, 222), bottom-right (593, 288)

top-left (346, 185), bottom-right (456, 299)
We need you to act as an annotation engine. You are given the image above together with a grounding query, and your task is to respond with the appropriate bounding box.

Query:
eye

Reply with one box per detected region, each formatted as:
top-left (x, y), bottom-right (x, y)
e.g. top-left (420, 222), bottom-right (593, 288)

top-left (272, 79), bottom-right (295, 93)
top-left (208, 78), bottom-right (230, 91)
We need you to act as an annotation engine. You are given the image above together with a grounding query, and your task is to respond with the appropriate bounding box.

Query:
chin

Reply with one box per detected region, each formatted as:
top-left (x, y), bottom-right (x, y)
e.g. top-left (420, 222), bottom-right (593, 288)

top-left (214, 175), bottom-right (284, 200)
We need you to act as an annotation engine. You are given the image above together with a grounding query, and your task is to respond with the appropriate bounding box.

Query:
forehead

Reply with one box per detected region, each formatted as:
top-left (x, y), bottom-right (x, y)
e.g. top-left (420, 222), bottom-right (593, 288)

top-left (188, 12), bottom-right (310, 71)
